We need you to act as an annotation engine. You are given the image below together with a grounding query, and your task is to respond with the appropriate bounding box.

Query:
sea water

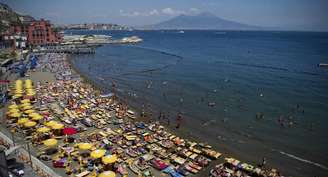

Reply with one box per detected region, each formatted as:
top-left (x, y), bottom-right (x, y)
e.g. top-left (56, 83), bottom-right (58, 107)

top-left (69, 30), bottom-right (328, 177)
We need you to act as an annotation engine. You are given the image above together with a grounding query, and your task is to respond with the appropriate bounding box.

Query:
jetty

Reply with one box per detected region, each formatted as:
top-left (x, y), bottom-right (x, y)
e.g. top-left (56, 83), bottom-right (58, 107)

top-left (34, 44), bottom-right (97, 54)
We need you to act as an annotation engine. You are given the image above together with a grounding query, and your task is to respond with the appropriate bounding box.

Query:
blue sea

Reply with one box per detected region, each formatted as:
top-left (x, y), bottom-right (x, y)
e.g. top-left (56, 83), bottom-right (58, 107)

top-left (68, 30), bottom-right (328, 177)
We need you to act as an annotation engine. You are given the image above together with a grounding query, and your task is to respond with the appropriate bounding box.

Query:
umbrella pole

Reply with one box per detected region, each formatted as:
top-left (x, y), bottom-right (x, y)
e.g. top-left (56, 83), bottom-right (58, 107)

top-left (27, 142), bottom-right (33, 167)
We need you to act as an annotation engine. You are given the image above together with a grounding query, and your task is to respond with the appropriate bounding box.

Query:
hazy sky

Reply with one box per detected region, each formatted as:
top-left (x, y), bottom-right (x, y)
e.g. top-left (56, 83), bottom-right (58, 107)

top-left (2, 0), bottom-right (328, 31)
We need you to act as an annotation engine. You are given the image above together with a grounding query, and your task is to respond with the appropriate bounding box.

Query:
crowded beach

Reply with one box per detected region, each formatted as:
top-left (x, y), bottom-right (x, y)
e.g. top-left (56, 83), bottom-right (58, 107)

top-left (2, 53), bottom-right (285, 177)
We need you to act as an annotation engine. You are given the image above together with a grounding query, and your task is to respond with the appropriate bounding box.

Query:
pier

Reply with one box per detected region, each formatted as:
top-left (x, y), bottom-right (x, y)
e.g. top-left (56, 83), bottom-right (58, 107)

top-left (34, 44), bottom-right (97, 54)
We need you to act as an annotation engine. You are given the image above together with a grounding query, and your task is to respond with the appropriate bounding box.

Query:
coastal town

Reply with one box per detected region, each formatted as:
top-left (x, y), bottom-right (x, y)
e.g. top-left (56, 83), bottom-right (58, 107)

top-left (0, 2), bottom-right (287, 177)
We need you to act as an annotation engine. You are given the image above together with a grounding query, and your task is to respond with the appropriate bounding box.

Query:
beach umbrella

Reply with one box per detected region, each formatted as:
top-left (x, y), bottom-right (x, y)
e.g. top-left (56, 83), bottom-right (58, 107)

top-left (24, 109), bottom-right (35, 114)
top-left (24, 121), bottom-right (37, 127)
top-left (29, 112), bottom-right (39, 118)
top-left (8, 104), bottom-right (19, 109)
top-left (13, 94), bottom-right (23, 99)
top-left (90, 149), bottom-right (106, 159)
top-left (43, 138), bottom-right (58, 147)
top-left (22, 105), bottom-right (33, 110)
top-left (51, 123), bottom-right (64, 130)
top-left (20, 102), bottom-right (31, 107)
top-left (26, 92), bottom-right (36, 96)
top-left (78, 143), bottom-right (92, 151)
top-left (62, 127), bottom-right (77, 136)
top-left (16, 80), bottom-right (23, 84)
top-left (99, 171), bottom-right (116, 177)
top-left (8, 108), bottom-right (20, 114)
top-left (25, 79), bottom-right (32, 83)
top-left (20, 99), bottom-right (30, 103)
top-left (102, 154), bottom-right (117, 164)
top-left (31, 114), bottom-right (43, 121)
top-left (26, 88), bottom-right (34, 92)
top-left (10, 112), bottom-right (21, 118)
top-left (44, 120), bottom-right (58, 127)
top-left (17, 118), bottom-right (29, 125)
top-left (37, 127), bottom-right (51, 133)
top-left (15, 90), bottom-right (24, 94)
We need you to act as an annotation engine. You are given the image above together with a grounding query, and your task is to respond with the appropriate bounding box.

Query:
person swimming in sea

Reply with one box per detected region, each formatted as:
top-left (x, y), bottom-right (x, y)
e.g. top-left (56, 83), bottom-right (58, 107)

top-left (255, 112), bottom-right (264, 120)
top-left (176, 112), bottom-right (183, 129)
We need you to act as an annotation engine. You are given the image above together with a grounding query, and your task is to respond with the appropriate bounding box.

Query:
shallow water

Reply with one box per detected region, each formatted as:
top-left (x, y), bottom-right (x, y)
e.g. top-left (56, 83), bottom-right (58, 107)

top-left (69, 30), bottom-right (328, 177)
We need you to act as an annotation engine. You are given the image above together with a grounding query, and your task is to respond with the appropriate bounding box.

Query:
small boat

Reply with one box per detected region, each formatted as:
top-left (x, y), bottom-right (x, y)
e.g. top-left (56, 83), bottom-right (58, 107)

top-left (318, 63), bottom-right (328, 67)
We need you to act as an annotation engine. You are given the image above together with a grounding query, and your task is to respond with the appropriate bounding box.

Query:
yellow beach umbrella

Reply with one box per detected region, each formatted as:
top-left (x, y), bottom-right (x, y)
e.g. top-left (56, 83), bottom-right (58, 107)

top-left (8, 108), bottom-right (20, 114)
top-left (26, 92), bottom-right (36, 96)
top-left (99, 171), bottom-right (116, 177)
top-left (37, 127), bottom-right (51, 133)
top-left (20, 99), bottom-right (30, 103)
top-left (22, 105), bottom-right (33, 110)
top-left (17, 118), bottom-right (29, 125)
top-left (44, 120), bottom-right (58, 127)
top-left (26, 88), bottom-right (34, 92)
top-left (90, 149), bottom-right (106, 159)
top-left (24, 121), bottom-right (37, 127)
top-left (13, 94), bottom-right (23, 99)
top-left (16, 80), bottom-right (23, 84)
top-left (102, 154), bottom-right (117, 164)
top-left (32, 114), bottom-right (43, 121)
top-left (20, 102), bottom-right (31, 107)
top-left (26, 90), bottom-right (35, 93)
top-left (78, 143), bottom-right (92, 150)
top-left (51, 123), bottom-right (64, 130)
top-left (8, 104), bottom-right (19, 109)
top-left (15, 91), bottom-right (24, 95)
top-left (10, 112), bottom-right (21, 118)
top-left (43, 138), bottom-right (58, 147)
top-left (24, 109), bottom-right (35, 114)
top-left (28, 112), bottom-right (39, 118)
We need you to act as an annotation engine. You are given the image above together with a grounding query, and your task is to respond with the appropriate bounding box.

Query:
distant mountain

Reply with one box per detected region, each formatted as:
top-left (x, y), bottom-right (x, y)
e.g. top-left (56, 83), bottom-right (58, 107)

top-left (145, 12), bottom-right (262, 30)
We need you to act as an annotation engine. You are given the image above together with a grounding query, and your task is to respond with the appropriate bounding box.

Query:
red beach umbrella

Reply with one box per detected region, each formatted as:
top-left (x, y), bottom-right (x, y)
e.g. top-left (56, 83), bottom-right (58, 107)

top-left (62, 127), bottom-right (77, 135)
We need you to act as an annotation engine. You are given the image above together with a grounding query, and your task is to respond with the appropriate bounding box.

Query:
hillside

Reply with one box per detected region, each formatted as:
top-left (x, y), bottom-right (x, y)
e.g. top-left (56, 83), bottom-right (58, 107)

top-left (0, 3), bottom-right (35, 34)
